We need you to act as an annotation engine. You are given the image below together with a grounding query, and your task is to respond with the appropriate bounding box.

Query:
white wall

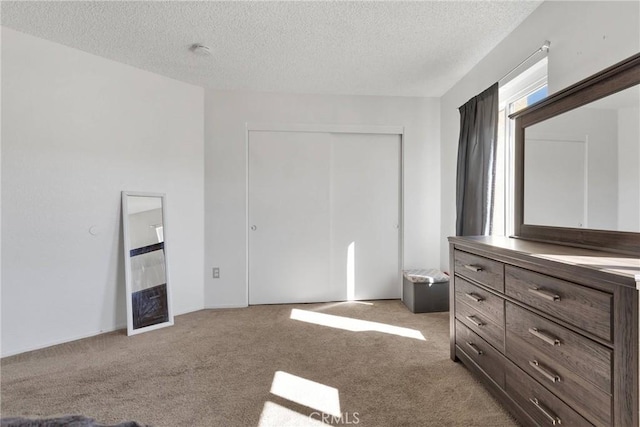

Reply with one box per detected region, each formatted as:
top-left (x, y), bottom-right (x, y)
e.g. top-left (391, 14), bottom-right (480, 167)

top-left (0, 24), bottom-right (4, 356)
top-left (1, 28), bottom-right (205, 356)
top-left (526, 107), bottom-right (618, 230)
top-left (204, 91), bottom-right (440, 307)
top-left (128, 208), bottom-right (163, 249)
top-left (618, 106), bottom-right (640, 232)
top-left (440, 1), bottom-right (640, 269)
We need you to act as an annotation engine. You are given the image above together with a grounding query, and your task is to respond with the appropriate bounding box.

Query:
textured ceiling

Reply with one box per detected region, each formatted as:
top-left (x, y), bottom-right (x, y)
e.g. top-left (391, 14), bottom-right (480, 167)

top-left (1, 1), bottom-right (543, 97)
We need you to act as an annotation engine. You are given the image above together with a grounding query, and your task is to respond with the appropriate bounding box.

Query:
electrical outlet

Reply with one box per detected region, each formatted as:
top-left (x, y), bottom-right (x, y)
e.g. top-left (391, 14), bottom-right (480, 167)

top-left (213, 267), bottom-right (220, 279)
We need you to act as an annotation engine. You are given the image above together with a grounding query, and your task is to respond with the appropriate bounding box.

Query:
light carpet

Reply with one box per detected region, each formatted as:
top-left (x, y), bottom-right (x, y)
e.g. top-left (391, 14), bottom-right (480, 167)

top-left (1, 300), bottom-right (517, 426)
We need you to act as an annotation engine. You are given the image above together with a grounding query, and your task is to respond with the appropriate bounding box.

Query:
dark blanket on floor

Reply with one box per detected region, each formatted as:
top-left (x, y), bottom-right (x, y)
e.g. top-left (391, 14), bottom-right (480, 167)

top-left (0, 416), bottom-right (147, 427)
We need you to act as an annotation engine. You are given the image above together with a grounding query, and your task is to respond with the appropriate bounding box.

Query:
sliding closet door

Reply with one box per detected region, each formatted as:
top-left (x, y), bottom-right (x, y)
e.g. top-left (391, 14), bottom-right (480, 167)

top-left (329, 133), bottom-right (400, 301)
top-left (248, 130), bottom-right (400, 305)
top-left (248, 131), bottom-right (334, 304)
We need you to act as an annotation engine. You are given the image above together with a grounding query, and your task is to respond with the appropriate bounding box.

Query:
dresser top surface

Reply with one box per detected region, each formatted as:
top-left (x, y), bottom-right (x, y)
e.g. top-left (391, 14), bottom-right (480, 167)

top-left (449, 235), bottom-right (640, 285)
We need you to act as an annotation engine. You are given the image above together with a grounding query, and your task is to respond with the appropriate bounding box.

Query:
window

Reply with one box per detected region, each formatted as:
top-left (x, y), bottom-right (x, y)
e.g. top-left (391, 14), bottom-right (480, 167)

top-left (493, 57), bottom-right (548, 236)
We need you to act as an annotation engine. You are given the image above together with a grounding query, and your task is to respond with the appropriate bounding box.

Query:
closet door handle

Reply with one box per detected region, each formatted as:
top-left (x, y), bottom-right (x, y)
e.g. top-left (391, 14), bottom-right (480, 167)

top-left (464, 264), bottom-right (483, 272)
top-left (529, 397), bottom-right (562, 425)
top-left (465, 315), bottom-right (484, 327)
top-left (529, 360), bottom-right (561, 383)
top-left (465, 293), bottom-right (484, 303)
top-left (465, 342), bottom-right (483, 356)
top-left (528, 328), bottom-right (561, 346)
top-left (528, 287), bottom-right (560, 302)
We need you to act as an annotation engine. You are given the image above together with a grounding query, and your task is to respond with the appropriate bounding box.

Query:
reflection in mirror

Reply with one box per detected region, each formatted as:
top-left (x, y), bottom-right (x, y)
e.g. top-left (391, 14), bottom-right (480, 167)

top-left (122, 191), bottom-right (173, 335)
top-left (524, 84), bottom-right (640, 232)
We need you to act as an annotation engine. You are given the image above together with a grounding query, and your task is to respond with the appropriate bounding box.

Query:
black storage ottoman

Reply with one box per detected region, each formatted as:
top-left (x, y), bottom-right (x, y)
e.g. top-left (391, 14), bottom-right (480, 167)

top-left (402, 269), bottom-right (449, 313)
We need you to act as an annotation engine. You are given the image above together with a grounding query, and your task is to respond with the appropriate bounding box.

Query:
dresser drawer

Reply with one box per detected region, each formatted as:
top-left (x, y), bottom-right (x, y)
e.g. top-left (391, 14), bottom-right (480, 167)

top-left (505, 265), bottom-right (612, 341)
top-left (506, 302), bottom-right (611, 395)
top-left (455, 297), bottom-right (504, 351)
top-left (506, 331), bottom-right (611, 426)
top-left (456, 320), bottom-right (505, 389)
top-left (454, 250), bottom-right (504, 292)
top-left (454, 277), bottom-right (504, 327)
top-left (506, 362), bottom-right (593, 426)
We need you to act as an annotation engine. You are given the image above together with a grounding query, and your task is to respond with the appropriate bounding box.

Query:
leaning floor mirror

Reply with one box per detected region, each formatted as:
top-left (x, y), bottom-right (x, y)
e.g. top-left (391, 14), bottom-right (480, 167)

top-left (122, 191), bottom-right (173, 335)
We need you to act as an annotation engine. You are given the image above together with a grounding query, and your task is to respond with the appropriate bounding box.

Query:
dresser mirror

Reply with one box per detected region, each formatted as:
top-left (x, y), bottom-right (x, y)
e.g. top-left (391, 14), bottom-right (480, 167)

top-left (512, 53), bottom-right (640, 255)
top-left (122, 191), bottom-right (173, 335)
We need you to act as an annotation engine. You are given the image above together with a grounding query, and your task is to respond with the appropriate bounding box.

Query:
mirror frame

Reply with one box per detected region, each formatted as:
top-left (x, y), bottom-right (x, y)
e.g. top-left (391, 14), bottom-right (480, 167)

top-left (122, 191), bottom-right (174, 335)
top-left (510, 52), bottom-right (640, 255)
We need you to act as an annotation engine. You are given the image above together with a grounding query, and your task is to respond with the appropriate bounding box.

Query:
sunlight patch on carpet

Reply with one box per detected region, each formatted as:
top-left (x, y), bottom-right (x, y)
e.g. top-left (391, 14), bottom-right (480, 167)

top-left (258, 401), bottom-right (326, 427)
top-left (290, 308), bottom-right (426, 340)
top-left (270, 371), bottom-right (341, 417)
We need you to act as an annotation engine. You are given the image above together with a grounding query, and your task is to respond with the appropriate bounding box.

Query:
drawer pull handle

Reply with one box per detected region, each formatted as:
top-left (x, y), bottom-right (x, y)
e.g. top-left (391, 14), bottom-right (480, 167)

top-left (465, 293), bottom-right (484, 303)
top-left (528, 287), bottom-right (560, 302)
top-left (464, 264), bottom-right (483, 272)
top-left (529, 397), bottom-right (562, 425)
top-left (528, 328), bottom-right (561, 346)
top-left (465, 342), bottom-right (483, 356)
top-left (149, 295), bottom-right (161, 300)
top-left (529, 360), bottom-right (561, 383)
top-left (466, 315), bottom-right (484, 327)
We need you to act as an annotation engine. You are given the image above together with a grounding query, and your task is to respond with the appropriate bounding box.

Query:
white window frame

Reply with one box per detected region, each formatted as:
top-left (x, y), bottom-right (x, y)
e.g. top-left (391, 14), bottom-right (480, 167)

top-left (496, 57), bottom-right (548, 236)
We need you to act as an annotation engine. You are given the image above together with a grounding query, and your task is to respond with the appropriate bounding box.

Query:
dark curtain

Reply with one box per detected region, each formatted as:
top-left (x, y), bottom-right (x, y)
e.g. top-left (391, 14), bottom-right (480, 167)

top-left (455, 83), bottom-right (499, 236)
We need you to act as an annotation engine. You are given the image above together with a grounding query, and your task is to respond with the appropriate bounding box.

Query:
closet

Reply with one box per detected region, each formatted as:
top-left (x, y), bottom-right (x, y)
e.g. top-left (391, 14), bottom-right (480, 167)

top-left (248, 129), bottom-right (401, 304)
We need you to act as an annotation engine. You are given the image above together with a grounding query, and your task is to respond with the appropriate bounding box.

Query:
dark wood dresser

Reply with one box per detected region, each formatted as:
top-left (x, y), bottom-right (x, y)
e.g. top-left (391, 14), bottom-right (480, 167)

top-left (449, 236), bottom-right (639, 426)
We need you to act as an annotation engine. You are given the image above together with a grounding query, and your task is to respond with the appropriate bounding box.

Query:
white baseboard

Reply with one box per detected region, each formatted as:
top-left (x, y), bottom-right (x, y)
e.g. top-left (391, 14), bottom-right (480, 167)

top-left (1, 323), bottom-right (127, 358)
top-left (2, 305), bottom-right (244, 358)
top-left (2, 305), bottom-right (209, 358)
top-left (203, 303), bottom-right (248, 309)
